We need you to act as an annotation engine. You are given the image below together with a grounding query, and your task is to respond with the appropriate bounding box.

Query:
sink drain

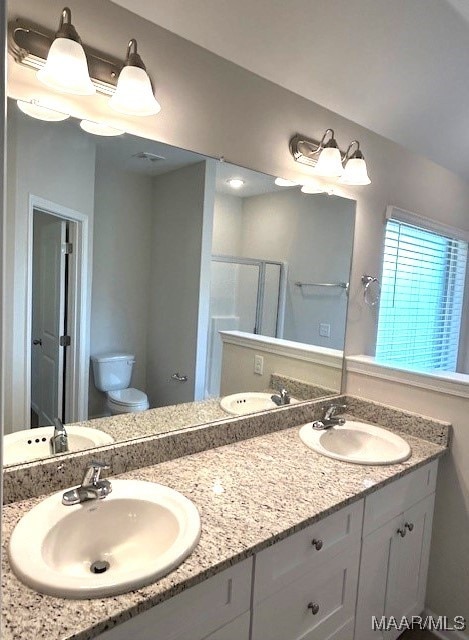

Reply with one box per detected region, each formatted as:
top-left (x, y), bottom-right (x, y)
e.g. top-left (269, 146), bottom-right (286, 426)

top-left (90, 560), bottom-right (110, 574)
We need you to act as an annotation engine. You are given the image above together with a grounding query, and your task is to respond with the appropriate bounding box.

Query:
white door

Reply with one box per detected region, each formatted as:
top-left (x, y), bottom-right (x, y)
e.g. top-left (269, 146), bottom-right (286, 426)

top-left (31, 212), bottom-right (67, 426)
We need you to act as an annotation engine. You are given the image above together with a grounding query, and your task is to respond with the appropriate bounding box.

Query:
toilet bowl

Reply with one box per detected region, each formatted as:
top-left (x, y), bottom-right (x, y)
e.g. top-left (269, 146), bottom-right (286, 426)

top-left (107, 388), bottom-right (149, 415)
top-left (91, 353), bottom-right (149, 416)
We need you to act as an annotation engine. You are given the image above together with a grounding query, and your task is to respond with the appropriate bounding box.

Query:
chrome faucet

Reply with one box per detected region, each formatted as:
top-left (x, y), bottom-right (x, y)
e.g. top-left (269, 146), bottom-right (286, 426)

top-left (312, 403), bottom-right (347, 430)
top-left (271, 388), bottom-right (291, 406)
top-left (50, 418), bottom-right (69, 454)
top-left (62, 461), bottom-right (112, 506)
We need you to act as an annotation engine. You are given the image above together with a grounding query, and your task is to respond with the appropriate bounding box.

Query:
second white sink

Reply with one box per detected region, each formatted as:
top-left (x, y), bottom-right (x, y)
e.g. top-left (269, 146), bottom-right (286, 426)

top-left (9, 479), bottom-right (201, 598)
top-left (220, 392), bottom-right (298, 416)
top-left (299, 420), bottom-right (411, 465)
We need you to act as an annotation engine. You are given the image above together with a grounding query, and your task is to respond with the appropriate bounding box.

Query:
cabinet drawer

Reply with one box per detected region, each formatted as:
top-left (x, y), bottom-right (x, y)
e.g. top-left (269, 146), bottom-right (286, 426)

top-left (251, 543), bottom-right (360, 640)
top-left (96, 558), bottom-right (253, 640)
top-left (254, 499), bottom-right (363, 604)
top-left (363, 461), bottom-right (437, 536)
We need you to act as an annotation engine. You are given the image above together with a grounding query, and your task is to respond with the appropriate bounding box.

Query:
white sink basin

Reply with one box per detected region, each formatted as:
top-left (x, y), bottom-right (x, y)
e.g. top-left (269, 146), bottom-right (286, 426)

top-left (9, 479), bottom-right (201, 598)
top-left (3, 426), bottom-right (114, 466)
top-left (220, 392), bottom-right (298, 416)
top-left (299, 420), bottom-right (411, 465)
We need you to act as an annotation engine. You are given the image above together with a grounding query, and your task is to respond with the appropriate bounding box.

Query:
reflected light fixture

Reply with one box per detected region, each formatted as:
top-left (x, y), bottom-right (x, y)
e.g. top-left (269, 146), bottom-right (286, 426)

top-left (37, 7), bottom-right (95, 96)
top-left (109, 39), bottom-right (161, 116)
top-left (275, 177), bottom-right (298, 187)
top-left (226, 178), bottom-right (245, 189)
top-left (300, 181), bottom-right (324, 194)
top-left (16, 99), bottom-right (70, 122)
top-left (79, 120), bottom-right (125, 136)
top-left (339, 140), bottom-right (371, 185)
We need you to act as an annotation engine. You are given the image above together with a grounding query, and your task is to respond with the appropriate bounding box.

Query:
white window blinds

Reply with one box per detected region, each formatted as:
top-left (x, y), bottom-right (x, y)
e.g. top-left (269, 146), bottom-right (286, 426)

top-left (376, 216), bottom-right (468, 372)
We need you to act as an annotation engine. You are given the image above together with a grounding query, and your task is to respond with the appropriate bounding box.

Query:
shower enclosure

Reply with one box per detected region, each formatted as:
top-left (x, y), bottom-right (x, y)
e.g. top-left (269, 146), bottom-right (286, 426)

top-left (205, 255), bottom-right (287, 398)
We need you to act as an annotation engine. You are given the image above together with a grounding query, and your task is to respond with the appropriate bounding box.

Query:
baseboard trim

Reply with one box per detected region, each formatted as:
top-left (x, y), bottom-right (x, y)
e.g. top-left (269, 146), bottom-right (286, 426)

top-left (424, 609), bottom-right (469, 640)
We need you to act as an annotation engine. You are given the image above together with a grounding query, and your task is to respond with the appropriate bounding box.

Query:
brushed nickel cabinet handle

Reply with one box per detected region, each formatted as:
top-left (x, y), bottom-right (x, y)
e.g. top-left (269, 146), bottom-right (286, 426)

top-left (397, 527), bottom-right (407, 538)
top-left (307, 602), bottom-right (320, 615)
top-left (311, 538), bottom-right (323, 551)
top-left (405, 522), bottom-right (414, 532)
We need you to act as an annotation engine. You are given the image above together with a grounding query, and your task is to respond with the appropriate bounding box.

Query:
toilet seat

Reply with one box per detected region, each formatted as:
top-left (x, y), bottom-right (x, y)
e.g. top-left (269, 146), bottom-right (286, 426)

top-left (107, 388), bottom-right (148, 408)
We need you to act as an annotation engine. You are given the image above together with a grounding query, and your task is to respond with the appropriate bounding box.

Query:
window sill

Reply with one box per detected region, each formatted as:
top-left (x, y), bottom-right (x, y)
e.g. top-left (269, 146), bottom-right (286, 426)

top-left (346, 355), bottom-right (469, 398)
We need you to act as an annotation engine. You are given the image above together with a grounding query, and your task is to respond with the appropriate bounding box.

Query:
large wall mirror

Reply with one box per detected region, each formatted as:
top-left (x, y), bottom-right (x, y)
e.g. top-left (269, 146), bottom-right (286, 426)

top-left (3, 97), bottom-right (356, 467)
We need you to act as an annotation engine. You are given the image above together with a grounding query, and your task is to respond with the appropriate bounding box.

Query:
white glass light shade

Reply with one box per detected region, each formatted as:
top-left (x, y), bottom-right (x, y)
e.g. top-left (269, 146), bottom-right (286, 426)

top-left (275, 177), bottom-right (298, 187)
top-left (338, 157), bottom-right (371, 185)
top-left (80, 120), bottom-right (124, 136)
top-left (17, 100), bottom-right (70, 122)
top-left (301, 183), bottom-right (324, 194)
top-left (37, 38), bottom-right (95, 96)
top-left (109, 66), bottom-right (161, 116)
top-left (314, 146), bottom-right (344, 177)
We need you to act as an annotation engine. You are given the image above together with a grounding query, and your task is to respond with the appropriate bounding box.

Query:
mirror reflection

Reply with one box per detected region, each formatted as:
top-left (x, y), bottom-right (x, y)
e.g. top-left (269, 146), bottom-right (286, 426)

top-left (3, 98), bottom-right (356, 466)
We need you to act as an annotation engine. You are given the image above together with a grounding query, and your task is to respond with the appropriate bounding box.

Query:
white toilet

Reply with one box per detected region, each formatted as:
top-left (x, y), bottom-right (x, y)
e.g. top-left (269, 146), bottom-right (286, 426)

top-left (91, 352), bottom-right (149, 415)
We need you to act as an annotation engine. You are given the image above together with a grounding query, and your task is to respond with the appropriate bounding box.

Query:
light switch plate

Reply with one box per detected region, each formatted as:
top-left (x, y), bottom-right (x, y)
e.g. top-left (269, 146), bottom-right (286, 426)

top-left (254, 354), bottom-right (264, 375)
top-left (319, 323), bottom-right (331, 338)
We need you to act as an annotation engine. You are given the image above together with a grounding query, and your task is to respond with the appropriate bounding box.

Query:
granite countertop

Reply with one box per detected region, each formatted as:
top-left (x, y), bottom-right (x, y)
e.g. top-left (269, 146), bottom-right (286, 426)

top-left (1, 423), bottom-right (446, 640)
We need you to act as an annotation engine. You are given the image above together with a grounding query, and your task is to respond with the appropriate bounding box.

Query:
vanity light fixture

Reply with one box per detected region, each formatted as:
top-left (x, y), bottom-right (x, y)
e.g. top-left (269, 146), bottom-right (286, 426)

top-left (274, 177), bottom-right (298, 187)
top-left (16, 99), bottom-right (70, 122)
top-left (109, 39), bottom-right (161, 117)
top-left (37, 7), bottom-right (95, 96)
top-left (79, 120), bottom-right (125, 136)
top-left (290, 132), bottom-right (371, 186)
top-left (338, 140), bottom-right (371, 185)
top-left (226, 178), bottom-right (245, 189)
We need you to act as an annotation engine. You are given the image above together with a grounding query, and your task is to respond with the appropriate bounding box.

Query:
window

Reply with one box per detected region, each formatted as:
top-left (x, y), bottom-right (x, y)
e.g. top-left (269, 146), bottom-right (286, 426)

top-left (376, 209), bottom-right (468, 372)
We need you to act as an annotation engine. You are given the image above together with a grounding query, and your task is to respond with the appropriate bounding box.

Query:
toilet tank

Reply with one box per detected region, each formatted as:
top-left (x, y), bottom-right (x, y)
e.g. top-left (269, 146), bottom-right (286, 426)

top-left (91, 353), bottom-right (135, 392)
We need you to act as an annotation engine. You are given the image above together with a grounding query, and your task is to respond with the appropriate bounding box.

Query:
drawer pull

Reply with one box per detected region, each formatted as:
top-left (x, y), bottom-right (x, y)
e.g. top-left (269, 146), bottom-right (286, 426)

top-left (397, 527), bottom-right (407, 538)
top-left (311, 538), bottom-right (323, 551)
top-left (405, 522), bottom-right (414, 532)
top-left (307, 602), bottom-right (320, 615)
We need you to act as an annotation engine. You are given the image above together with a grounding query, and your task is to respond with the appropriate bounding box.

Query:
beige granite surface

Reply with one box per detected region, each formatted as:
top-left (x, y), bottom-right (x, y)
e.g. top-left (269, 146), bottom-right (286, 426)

top-left (2, 422), bottom-right (447, 640)
top-left (3, 394), bottom-right (451, 504)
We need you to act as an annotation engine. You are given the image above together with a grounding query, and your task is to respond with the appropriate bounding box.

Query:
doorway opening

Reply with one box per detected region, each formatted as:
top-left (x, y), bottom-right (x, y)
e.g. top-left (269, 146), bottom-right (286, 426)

top-left (27, 198), bottom-right (88, 428)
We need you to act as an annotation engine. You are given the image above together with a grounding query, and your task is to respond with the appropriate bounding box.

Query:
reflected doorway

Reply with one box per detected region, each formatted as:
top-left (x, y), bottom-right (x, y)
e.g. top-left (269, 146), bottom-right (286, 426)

top-left (29, 206), bottom-right (83, 427)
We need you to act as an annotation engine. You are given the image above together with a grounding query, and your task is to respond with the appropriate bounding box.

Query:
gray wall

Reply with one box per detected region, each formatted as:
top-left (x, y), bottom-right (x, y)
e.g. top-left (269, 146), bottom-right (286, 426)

top-left (89, 146), bottom-right (154, 417)
top-left (147, 161), bottom-right (215, 407)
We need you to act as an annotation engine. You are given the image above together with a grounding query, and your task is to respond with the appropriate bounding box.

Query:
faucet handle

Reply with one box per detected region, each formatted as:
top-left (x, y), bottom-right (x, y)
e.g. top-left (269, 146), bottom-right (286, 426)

top-left (324, 403), bottom-right (347, 419)
top-left (82, 461), bottom-right (110, 487)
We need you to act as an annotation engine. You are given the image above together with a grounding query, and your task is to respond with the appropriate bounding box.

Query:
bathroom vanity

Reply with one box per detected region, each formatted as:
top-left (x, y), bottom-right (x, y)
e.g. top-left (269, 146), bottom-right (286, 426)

top-left (1, 400), bottom-right (448, 640)
top-left (94, 460), bottom-right (437, 640)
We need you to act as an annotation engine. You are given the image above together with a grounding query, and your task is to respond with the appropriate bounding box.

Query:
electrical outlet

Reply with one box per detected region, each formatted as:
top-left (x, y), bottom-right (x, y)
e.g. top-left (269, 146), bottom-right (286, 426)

top-left (319, 323), bottom-right (331, 338)
top-left (254, 354), bottom-right (264, 375)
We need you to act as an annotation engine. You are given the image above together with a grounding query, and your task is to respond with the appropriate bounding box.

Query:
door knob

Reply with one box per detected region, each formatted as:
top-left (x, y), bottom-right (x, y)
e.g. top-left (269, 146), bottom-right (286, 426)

top-left (33, 339), bottom-right (42, 346)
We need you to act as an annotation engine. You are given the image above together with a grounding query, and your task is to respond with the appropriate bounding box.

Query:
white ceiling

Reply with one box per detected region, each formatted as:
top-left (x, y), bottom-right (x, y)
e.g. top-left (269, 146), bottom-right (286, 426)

top-left (111, 0), bottom-right (469, 182)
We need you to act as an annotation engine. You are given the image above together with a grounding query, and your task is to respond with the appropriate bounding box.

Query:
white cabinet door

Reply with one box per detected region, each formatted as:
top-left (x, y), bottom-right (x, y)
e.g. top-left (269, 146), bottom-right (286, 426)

top-left (384, 493), bottom-right (435, 640)
top-left (252, 543), bottom-right (360, 640)
top-left (355, 493), bottom-right (435, 640)
top-left (203, 612), bottom-right (250, 640)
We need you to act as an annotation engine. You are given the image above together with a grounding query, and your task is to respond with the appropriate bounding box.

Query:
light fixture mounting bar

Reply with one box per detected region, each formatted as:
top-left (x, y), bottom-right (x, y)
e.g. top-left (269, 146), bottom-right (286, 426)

top-left (289, 133), bottom-right (345, 168)
top-left (9, 19), bottom-right (124, 96)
